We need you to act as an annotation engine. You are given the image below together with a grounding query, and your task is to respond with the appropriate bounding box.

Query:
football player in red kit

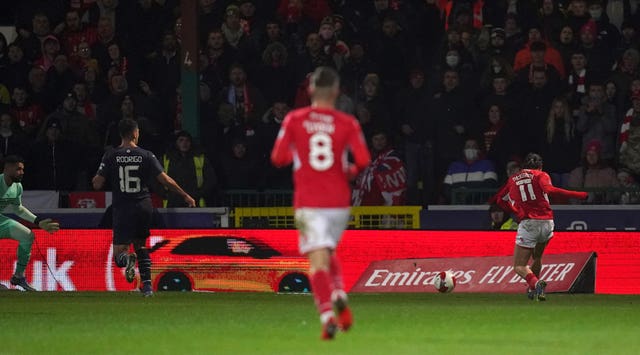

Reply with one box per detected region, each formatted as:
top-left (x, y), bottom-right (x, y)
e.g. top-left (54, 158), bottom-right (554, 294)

top-left (271, 66), bottom-right (371, 339)
top-left (496, 153), bottom-right (587, 301)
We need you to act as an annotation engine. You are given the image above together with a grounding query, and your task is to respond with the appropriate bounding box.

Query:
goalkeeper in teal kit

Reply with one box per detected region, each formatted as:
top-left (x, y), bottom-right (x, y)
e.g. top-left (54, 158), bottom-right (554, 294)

top-left (0, 155), bottom-right (59, 291)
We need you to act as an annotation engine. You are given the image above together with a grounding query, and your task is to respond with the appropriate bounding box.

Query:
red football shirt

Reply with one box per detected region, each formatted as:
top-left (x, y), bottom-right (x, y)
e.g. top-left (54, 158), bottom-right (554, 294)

top-left (271, 106), bottom-right (371, 208)
top-left (505, 169), bottom-right (588, 220)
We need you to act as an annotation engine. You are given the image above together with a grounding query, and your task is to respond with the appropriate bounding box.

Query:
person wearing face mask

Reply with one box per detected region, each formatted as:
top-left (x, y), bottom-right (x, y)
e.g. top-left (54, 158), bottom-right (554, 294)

top-left (587, 0), bottom-right (620, 50)
top-left (442, 138), bottom-right (498, 204)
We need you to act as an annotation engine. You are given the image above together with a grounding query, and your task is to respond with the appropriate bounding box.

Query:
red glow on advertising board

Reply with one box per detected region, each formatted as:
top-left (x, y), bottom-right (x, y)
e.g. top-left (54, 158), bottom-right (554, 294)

top-left (0, 230), bottom-right (638, 294)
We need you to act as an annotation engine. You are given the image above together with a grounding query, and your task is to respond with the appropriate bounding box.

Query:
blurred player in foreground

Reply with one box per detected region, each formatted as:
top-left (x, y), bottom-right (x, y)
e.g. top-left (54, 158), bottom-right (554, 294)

top-left (271, 67), bottom-right (371, 339)
top-left (496, 153), bottom-right (587, 301)
top-left (93, 119), bottom-right (195, 297)
top-left (0, 155), bottom-right (59, 291)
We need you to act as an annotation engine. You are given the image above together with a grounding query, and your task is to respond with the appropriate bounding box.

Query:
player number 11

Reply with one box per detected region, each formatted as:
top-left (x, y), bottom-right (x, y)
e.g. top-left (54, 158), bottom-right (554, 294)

top-left (518, 181), bottom-right (537, 201)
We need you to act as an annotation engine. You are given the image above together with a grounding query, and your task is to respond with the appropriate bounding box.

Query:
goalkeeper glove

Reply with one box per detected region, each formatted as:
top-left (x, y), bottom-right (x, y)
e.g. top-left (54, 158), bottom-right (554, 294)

top-left (35, 217), bottom-right (60, 234)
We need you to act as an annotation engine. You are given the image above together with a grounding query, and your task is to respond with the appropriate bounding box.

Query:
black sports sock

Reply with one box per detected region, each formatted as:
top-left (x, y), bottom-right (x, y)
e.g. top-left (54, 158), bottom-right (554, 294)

top-left (115, 252), bottom-right (128, 268)
top-left (136, 248), bottom-right (151, 285)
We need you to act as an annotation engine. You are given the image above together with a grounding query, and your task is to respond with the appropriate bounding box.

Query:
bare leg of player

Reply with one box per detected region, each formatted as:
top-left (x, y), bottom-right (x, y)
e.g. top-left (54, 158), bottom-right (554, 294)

top-left (307, 248), bottom-right (337, 340)
top-left (514, 245), bottom-right (546, 301)
top-left (530, 241), bottom-right (548, 277)
top-left (329, 250), bottom-right (352, 332)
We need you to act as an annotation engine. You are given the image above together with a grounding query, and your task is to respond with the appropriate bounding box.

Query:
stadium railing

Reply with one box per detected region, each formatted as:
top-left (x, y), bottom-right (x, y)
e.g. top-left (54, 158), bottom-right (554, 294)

top-left (232, 206), bottom-right (423, 229)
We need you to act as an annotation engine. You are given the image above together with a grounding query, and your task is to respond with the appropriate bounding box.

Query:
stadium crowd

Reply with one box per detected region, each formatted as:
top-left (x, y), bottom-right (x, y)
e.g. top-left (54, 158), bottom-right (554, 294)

top-left (0, 0), bottom-right (639, 206)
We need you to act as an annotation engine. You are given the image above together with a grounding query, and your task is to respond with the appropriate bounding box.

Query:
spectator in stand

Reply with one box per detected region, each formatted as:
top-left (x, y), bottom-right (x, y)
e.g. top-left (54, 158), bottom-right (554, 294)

top-left (480, 70), bottom-right (518, 118)
top-left (414, 0), bottom-right (444, 69)
top-left (84, 0), bottom-right (128, 40)
top-left (83, 66), bottom-right (109, 104)
top-left (91, 17), bottom-right (119, 74)
top-left (277, 0), bottom-right (316, 56)
top-left (395, 68), bottom-right (433, 204)
top-left (515, 69), bottom-right (558, 155)
top-left (566, 0), bottom-right (591, 34)
top-left (258, 18), bottom-right (289, 54)
top-left (0, 84), bottom-right (9, 111)
top-left (45, 54), bottom-right (76, 108)
top-left (568, 139), bottom-right (619, 204)
top-left (162, 130), bottom-right (217, 207)
top-left (484, 28), bottom-right (515, 69)
top-left (617, 21), bottom-right (639, 57)
top-left (40, 91), bottom-right (101, 189)
top-left (503, 13), bottom-right (527, 53)
top-left (26, 66), bottom-right (54, 113)
top-left (257, 42), bottom-right (295, 105)
top-left (204, 29), bottom-right (239, 91)
top-left (107, 42), bottom-right (134, 83)
top-left (198, 0), bottom-right (226, 44)
top-left (483, 104), bottom-right (516, 182)
top-left (318, 16), bottom-right (350, 71)
top-left (442, 138), bottom-right (498, 204)
top-left (566, 49), bottom-right (595, 110)
top-left (588, 0), bottom-right (620, 50)
top-left (9, 87), bottom-right (45, 139)
top-left (513, 24), bottom-right (566, 79)
top-left (609, 48), bottom-right (640, 111)
top-left (294, 32), bottom-right (332, 83)
top-left (147, 32), bottom-right (180, 103)
top-left (24, 119), bottom-right (77, 190)
top-left (541, 98), bottom-right (581, 188)
top-left (106, 94), bottom-right (161, 154)
top-left (576, 82), bottom-right (618, 161)
top-left (434, 48), bottom-right (476, 93)
top-left (0, 113), bottom-right (29, 159)
top-left (35, 35), bottom-right (62, 73)
top-left (218, 63), bottom-right (267, 148)
top-left (221, 4), bottom-right (255, 60)
top-left (238, 0), bottom-right (265, 47)
top-left (617, 168), bottom-right (640, 204)
top-left (539, 0), bottom-right (566, 41)
top-left (259, 101), bottom-right (293, 189)
top-left (69, 41), bottom-right (99, 77)
top-left (0, 33), bottom-right (8, 78)
top-left (431, 69), bottom-right (474, 180)
top-left (514, 41), bottom-right (562, 89)
top-left (554, 25), bottom-right (578, 71)
top-left (220, 138), bottom-right (260, 190)
top-left (352, 130), bottom-right (407, 206)
top-left (618, 91), bottom-right (640, 176)
top-left (73, 81), bottom-right (97, 120)
top-left (4, 44), bottom-right (30, 90)
top-left (371, 16), bottom-right (409, 93)
top-left (339, 40), bottom-right (378, 100)
top-left (489, 203), bottom-right (518, 230)
top-left (578, 19), bottom-right (613, 74)
top-left (13, 12), bottom-right (53, 62)
top-left (356, 73), bottom-right (391, 140)
top-left (59, 9), bottom-right (98, 58)
top-left (129, 0), bottom-right (173, 62)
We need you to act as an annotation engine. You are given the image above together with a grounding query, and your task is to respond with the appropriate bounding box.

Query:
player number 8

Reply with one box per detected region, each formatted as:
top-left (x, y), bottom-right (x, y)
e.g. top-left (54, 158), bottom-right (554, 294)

top-left (308, 132), bottom-right (334, 171)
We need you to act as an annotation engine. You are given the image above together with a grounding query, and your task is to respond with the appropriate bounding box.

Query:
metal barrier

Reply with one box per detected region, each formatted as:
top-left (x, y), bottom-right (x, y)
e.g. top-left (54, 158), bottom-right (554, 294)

top-left (233, 206), bottom-right (422, 229)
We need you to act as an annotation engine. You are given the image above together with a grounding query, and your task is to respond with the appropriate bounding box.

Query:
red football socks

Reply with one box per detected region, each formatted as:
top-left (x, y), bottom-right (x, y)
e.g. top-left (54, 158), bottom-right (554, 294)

top-left (525, 272), bottom-right (539, 289)
top-left (329, 254), bottom-right (344, 291)
top-left (310, 270), bottom-right (334, 318)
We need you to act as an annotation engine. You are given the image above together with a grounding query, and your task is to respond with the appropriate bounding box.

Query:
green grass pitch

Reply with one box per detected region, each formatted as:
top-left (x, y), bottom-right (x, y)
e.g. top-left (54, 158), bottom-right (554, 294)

top-left (0, 292), bottom-right (639, 355)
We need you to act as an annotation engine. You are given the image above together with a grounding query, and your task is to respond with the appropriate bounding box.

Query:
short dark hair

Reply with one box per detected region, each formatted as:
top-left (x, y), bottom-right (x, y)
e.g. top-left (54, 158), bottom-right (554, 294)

top-left (118, 119), bottom-right (138, 139)
top-left (523, 153), bottom-right (543, 169)
top-left (3, 155), bottom-right (24, 165)
top-left (310, 66), bottom-right (339, 89)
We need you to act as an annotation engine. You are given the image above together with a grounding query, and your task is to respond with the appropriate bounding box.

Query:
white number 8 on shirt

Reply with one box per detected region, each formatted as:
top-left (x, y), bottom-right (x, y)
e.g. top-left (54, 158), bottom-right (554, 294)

top-left (309, 132), bottom-right (334, 171)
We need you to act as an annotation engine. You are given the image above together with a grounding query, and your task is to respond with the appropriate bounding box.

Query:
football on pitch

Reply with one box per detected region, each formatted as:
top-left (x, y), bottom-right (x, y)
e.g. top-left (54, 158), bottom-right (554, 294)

top-left (433, 271), bottom-right (456, 293)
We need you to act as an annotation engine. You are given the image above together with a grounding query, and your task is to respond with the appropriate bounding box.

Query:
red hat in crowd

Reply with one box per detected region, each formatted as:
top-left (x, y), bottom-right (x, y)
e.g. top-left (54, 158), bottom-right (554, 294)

top-left (580, 20), bottom-right (597, 36)
top-left (585, 139), bottom-right (603, 154)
